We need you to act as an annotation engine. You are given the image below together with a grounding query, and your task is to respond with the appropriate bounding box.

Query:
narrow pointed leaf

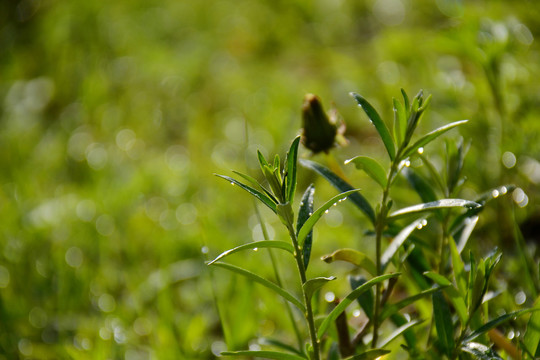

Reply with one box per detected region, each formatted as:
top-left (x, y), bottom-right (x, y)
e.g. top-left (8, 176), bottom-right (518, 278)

top-left (207, 241), bottom-right (294, 265)
top-left (321, 248), bottom-right (377, 276)
top-left (380, 286), bottom-right (446, 321)
top-left (402, 120), bottom-right (468, 158)
top-left (345, 156), bottom-right (387, 188)
top-left (232, 170), bottom-right (279, 204)
top-left (403, 168), bottom-right (438, 203)
top-left (300, 159), bottom-right (376, 224)
top-left (457, 215), bottom-right (479, 253)
top-left (349, 275), bottom-right (374, 319)
top-left (297, 189), bottom-right (361, 248)
top-left (424, 271), bottom-right (467, 324)
top-left (286, 136), bottom-right (301, 203)
top-left (216, 174), bottom-right (277, 213)
top-left (464, 308), bottom-right (539, 343)
top-left (461, 342), bottom-right (503, 359)
top-left (433, 291), bottom-right (455, 358)
top-left (257, 149), bottom-right (269, 167)
top-left (209, 262), bottom-right (305, 312)
top-left (388, 199), bottom-right (481, 220)
top-left (345, 349), bottom-right (391, 360)
top-left (378, 319), bottom-right (423, 348)
top-left (259, 338), bottom-right (306, 357)
top-left (304, 276), bottom-right (336, 302)
top-left (524, 305), bottom-right (540, 358)
top-left (351, 92), bottom-right (396, 160)
top-left (401, 88), bottom-right (410, 111)
top-left (318, 273), bottom-right (400, 338)
top-left (393, 98), bottom-right (406, 145)
top-left (381, 218), bottom-right (425, 271)
top-left (221, 350), bottom-right (306, 360)
top-left (449, 237), bottom-right (467, 296)
top-left (297, 185), bottom-right (315, 270)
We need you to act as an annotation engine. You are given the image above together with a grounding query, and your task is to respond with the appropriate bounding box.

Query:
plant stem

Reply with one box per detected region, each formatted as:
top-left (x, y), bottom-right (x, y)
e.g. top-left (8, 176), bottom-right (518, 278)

top-left (372, 154), bottom-right (401, 348)
top-left (286, 223), bottom-right (320, 360)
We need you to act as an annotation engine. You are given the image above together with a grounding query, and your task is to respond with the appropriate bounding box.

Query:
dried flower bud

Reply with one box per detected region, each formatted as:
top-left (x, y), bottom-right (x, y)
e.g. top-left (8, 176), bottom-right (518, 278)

top-left (301, 94), bottom-right (340, 154)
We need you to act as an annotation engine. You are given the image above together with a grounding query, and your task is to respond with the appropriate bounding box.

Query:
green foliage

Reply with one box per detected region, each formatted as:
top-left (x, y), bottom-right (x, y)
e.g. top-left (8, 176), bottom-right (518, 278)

top-left (2, 0), bottom-right (540, 359)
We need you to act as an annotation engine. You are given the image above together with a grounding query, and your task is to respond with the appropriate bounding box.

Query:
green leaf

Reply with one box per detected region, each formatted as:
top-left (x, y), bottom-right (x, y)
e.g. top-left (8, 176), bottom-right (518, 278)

top-left (351, 92), bottom-right (396, 160)
top-left (388, 199), bottom-right (481, 220)
top-left (344, 349), bottom-right (391, 360)
top-left (401, 88), bottom-right (410, 112)
top-left (304, 276), bottom-right (336, 302)
top-left (378, 319), bottom-right (423, 348)
top-left (221, 350), bottom-right (306, 360)
top-left (381, 217), bottom-right (426, 271)
top-left (402, 168), bottom-right (438, 203)
top-left (259, 338), bottom-right (306, 357)
top-left (344, 156), bottom-right (388, 189)
top-left (318, 273), bottom-right (400, 338)
top-left (402, 120), bottom-right (469, 158)
top-left (456, 215), bottom-right (479, 253)
top-left (461, 342), bottom-right (503, 359)
top-left (464, 308), bottom-right (539, 343)
top-left (424, 271), bottom-right (468, 324)
top-left (216, 174), bottom-right (277, 213)
top-left (209, 262), bottom-right (305, 312)
top-left (322, 249), bottom-right (376, 276)
top-left (300, 159), bottom-right (376, 224)
top-left (433, 291), bottom-right (455, 358)
top-left (286, 136), bottom-right (301, 203)
top-left (297, 185), bottom-right (315, 270)
top-left (232, 170), bottom-right (279, 204)
top-left (393, 98), bottom-right (406, 146)
top-left (207, 241), bottom-right (294, 265)
top-left (258, 149), bottom-right (270, 167)
top-left (297, 189), bottom-right (361, 248)
top-left (349, 275), bottom-right (374, 319)
top-left (449, 237), bottom-right (467, 296)
top-left (380, 286), bottom-right (446, 322)
top-left (524, 302), bottom-right (540, 358)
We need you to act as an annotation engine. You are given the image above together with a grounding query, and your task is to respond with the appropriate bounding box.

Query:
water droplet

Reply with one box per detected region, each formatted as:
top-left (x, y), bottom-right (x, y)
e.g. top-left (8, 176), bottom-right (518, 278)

top-left (324, 292), bottom-right (335, 302)
top-left (333, 203), bottom-right (337, 207)
top-left (417, 147), bottom-right (424, 154)
top-left (343, 197), bottom-right (347, 201)
top-left (253, 247), bottom-right (258, 252)
top-left (421, 219), bottom-right (428, 226)
top-left (405, 160), bottom-right (411, 167)
top-left (324, 209), bottom-right (329, 214)
top-left (515, 291), bottom-right (526, 305)
top-left (492, 189), bottom-right (500, 198)
top-left (308, 212), bottom-right (313, 216)
top-left (416, 223), bottom-right (423, 230)
top-left (507, 330), bottom-right (515, 340)
top-left (230, 182), bottom-right (235, 186)
top-left (500, 186), bottom-right (507, 195)
top-left (353, 309), bottom-right (361, 318)
top-left (300, 202), bottom-right (304, 206)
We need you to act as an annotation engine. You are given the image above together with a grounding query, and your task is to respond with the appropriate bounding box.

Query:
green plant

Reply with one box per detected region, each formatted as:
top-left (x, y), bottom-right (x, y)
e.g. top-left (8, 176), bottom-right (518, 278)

top-left (209, 90), bottom-right (538, 359)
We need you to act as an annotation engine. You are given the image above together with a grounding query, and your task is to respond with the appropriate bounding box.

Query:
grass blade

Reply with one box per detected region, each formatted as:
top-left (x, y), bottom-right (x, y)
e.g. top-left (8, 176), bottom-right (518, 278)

top-left (209, 261), bottom-right (305, 312)
top-left (402, 120), bottom-right (468, 158)
top-left (221, 350), bottom-right (307, 360)
top-left (297, 189), bottom-right (361, 248)
top-left (321, 248), bottom-right (377, 276)
top-left (381, 217), bottom-right (425, 271)
top-left (207, 241), bottom-right (294, 265)
top-left (286, 136), bottom-right (301, 203)
top-left (300, 159), bottom-right (376, 224)
top-left (351, 92), bottom-right (396, 160)
top-left (297, 184), bottom-right (315, 270)
top-left (318, 273), bottom-right (400, 338)
top-left (345, 349), bottom-right (391, 360)
top-left (388, 199), bottom-right (481, 220)
top-left (216, 174), bottom-right (277, 213)
top-left (433, 290), bottom-right (455, 358)
top-left (345, 156), bottom-right (388, 189)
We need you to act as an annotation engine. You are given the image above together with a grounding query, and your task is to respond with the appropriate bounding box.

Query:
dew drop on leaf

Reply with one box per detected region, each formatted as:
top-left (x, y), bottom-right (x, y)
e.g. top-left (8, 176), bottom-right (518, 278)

top-left (253, 247), bottom-right (258, 252)
top-left (492, 189), bottom-right (500, 198)
top-left (418, 147), bottom-right (424, 154)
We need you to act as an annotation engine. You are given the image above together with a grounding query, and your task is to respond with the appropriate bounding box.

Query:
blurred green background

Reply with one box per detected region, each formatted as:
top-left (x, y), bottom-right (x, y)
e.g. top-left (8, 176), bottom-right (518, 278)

top-left (1, 0), bottom-right (539, 358)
